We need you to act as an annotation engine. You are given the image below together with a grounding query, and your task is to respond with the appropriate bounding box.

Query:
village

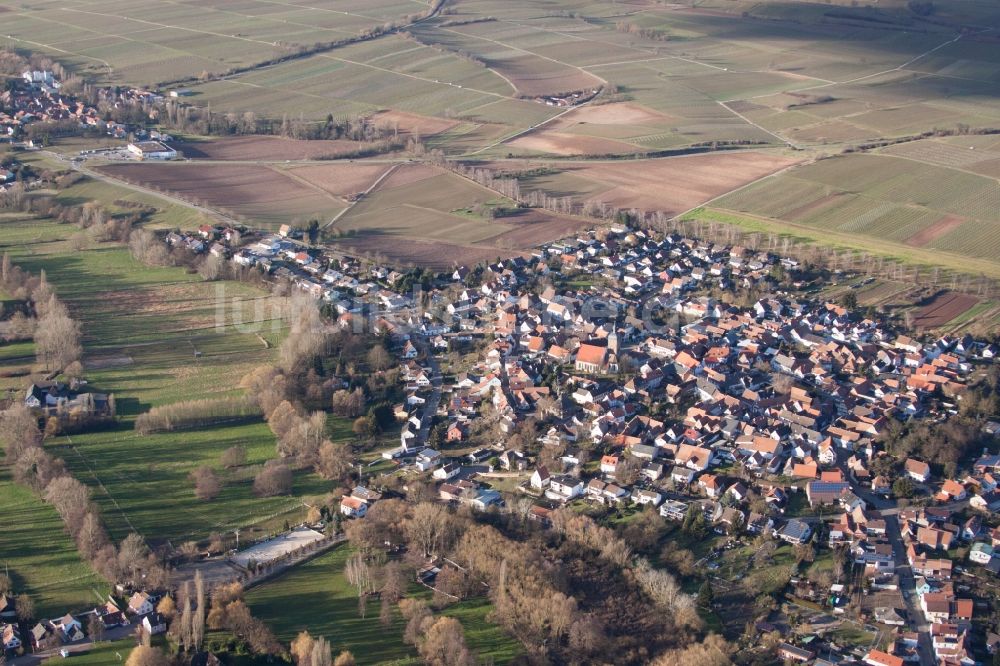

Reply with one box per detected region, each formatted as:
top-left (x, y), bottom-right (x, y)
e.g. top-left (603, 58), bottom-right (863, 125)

top-left (66, 213), bottom-right (996, 666)
top-left (1, 60), bottom-right (1000, 666)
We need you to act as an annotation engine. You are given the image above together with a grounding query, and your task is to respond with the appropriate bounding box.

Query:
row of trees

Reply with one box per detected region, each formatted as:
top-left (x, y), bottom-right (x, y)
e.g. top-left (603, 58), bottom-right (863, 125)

top-left (134, 396), bottom-right (262, 434)
top-left (0, 256), bottom-right (82, 370)
top-left (1, 405), bottom-right (168, 588)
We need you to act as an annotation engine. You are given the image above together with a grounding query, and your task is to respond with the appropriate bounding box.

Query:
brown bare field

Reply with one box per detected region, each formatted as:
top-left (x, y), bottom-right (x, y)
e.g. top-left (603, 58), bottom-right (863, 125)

top-left (913, 291), bottom-right (979, 328)
top-left (96, 163), bottom-right (344, 227)
top-left (368, 110), bottom-right (461, 137)
top-left (176, 136), bottom-right (368, 161)
top-left (507, 132), bottom-right (644, 157)
top-left (905, 214), bottom-right (966, 248)
top-left (284, 164), bottom-right (392, 198)
top-left (531, 152), bottom-right (799, 214)
top-left (375, 163), bottom-right (442, 189)
top-left (327, 164), bottom-right (588, 267)
top-left (332, 236), bottom-right (513, 269)
top-left (547, 102), bottom-right (674, 129)
top-left (501, 59), bottom-right (603, 98)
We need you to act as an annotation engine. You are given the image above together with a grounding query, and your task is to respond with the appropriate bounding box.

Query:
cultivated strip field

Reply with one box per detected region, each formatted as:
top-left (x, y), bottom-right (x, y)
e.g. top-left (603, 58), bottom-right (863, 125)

top-left (712, 153), bottom-right (1000, 265)
top-left (176, 136), bottom-right (370, 161)
top-left (96, 162), bottom-right (347, 228)
top-left (490, 152), bottom-right (800, 215)
top-left (327, 163), bottom-right (587, 267)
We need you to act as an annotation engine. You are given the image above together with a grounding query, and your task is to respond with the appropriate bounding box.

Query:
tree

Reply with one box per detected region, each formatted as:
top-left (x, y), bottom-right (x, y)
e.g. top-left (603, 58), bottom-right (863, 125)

top-left (334, 652), bottom-right (356, 666)
top-left (221, 445), bottom-right (247, 468)
top-left (697, 580), bottom-right (714, 608)
top-left (117, 533), bottom-right (150, 584)
top-left (191, 466), bottom-right (221, 501)
top-left (87, 612), bottom-right (104, 643)
top-left (125, 645), bottom-right (171, 666)
top-left (419, 616), bottom-right (475, 666)
top-left (291, 630), bottom-right (315, 665)
top-left (893, 476), bottom-right (915, 499)
top-left (156, 595), bottom-right (176, 621)
top-left (315, 440), bottom-right (351, 480)
top-left (193, 570), bottom-right (206, 651)
top-left (406, 502), bottom-right (456, 559)
top-left (15, 593), bottom-right (34, 623)
top-left (310, 635), bottom-right (332, 666)
top-left (253, 460), bottom-right (293, 497)
top-left (34, 296), bottom-right (81, 370)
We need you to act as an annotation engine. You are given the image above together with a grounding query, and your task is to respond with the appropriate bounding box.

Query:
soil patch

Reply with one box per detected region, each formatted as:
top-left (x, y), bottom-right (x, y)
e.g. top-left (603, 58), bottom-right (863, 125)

top-left (286, 164), bottom-right (392, 198)
top-left (368, 110), bottom-right (461, 136)
top-left (176, 136), bottom-right (367, 161)
top-left (904, 214), bottom-right (966, 248)
top-left (913, 291), bottom-right (979, 328)
top-left (508, 132), bottom-right (644, 156)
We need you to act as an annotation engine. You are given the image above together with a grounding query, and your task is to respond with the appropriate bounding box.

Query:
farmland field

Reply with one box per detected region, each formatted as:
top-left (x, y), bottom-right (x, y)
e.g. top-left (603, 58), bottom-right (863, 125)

top-left (488, 152), bottom-right (800, 216)
top-left (5, 0), bottom-right (1000, 158)
top-left (711, 153), bottom-right (1000, 271)
top-left (175, 136), bottom-right (371, 161)
top-left (327, 163), bottom-right (587, 267)
top-left (96, 162), bottom-right (347, 229)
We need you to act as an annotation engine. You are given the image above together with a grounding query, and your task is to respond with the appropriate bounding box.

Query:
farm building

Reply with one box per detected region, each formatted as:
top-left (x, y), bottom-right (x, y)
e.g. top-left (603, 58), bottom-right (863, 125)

top-left (128, 141), bottom-right (177, 160)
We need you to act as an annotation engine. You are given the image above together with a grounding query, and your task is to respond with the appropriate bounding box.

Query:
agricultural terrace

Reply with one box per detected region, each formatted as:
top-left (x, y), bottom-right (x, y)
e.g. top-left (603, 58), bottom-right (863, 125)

top-left (247, 545), bottom-right (523, 665)
top-left (710, 153), bottom-right (1000, 271)
top-left (326, 163), bottom-right (587, 268)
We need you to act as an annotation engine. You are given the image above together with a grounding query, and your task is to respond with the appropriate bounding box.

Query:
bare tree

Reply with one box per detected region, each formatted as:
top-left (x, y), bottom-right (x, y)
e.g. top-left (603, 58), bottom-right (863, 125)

top-left (221, 445), bottom-right (247, 468)
top-left (191, 466), bottom-right (221, 501)
top-left (253, 460), bottom-right (293, 497)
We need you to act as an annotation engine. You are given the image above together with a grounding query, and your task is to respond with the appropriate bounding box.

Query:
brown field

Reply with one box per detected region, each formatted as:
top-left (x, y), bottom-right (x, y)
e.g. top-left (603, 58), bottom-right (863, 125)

top-left (913, 291), bottom-right (979, 329)
top-left (547, 102), bottom-right (675, 129)
top-left (176, 136), bottom-right (368, 161)
top-left (375, 163), bottom-right (442, 189)
top-left (506, 152), bottom-right (800, 215)
top-left (507, 132), bottom-right (644, 156)
top-left (327, 164), bottom-right (588, 268)
top-left (331, 236), bottom-right (512, 269)
top-left (499, 60), bottom-right (602, 98)
top-left (284, 164), bottom-right (392, 198)
top-left (905, 214), bottom-right (966, 248)
top-left (368, 110), bottom-right (461, 137)
top-left (96, 163), bottom-right (344, 227)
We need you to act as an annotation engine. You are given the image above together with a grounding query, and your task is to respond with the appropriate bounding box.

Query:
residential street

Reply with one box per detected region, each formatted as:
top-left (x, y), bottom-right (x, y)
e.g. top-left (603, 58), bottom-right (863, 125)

top-left (837, 459), bottom-right (934, 666)
top-left (7, 623), bottom-right (135, 665)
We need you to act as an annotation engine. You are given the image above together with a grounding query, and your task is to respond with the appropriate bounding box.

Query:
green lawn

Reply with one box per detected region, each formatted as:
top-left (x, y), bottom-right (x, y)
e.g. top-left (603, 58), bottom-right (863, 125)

top-left (248, 546), bottom-right (522, 665)
top-left (0, 467), bottom-right (108, 617)
top-left (0, 211), bottom-right (317, 546)
top-left (248, 545), bottom-right (418, 665)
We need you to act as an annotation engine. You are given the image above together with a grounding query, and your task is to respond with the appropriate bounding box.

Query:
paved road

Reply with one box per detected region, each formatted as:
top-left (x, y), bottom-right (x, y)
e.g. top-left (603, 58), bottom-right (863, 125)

top-left (837, 460), bottom-right (934, 666)
top-left (7, 623), bottom-right (135, 665)
top-left (411, 335), bottom-right (443, 448)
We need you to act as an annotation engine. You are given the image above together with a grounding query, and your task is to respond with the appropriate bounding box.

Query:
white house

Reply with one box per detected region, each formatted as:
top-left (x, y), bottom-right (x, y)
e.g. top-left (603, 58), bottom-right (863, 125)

top-left (127, 592), bottom-right (154, 616)
top-left (415, 449), bottom-right (442, 472)
top-left (340, 496), bottom-right (368, 518)
top-left (546, 474), bottom-right (583, 502)
top-left (127, 141), bottom-right (177, 160)
top-left (530, 466), bottom-right (550, 489)
top-left (432, 462), bottom-right (460, 481)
